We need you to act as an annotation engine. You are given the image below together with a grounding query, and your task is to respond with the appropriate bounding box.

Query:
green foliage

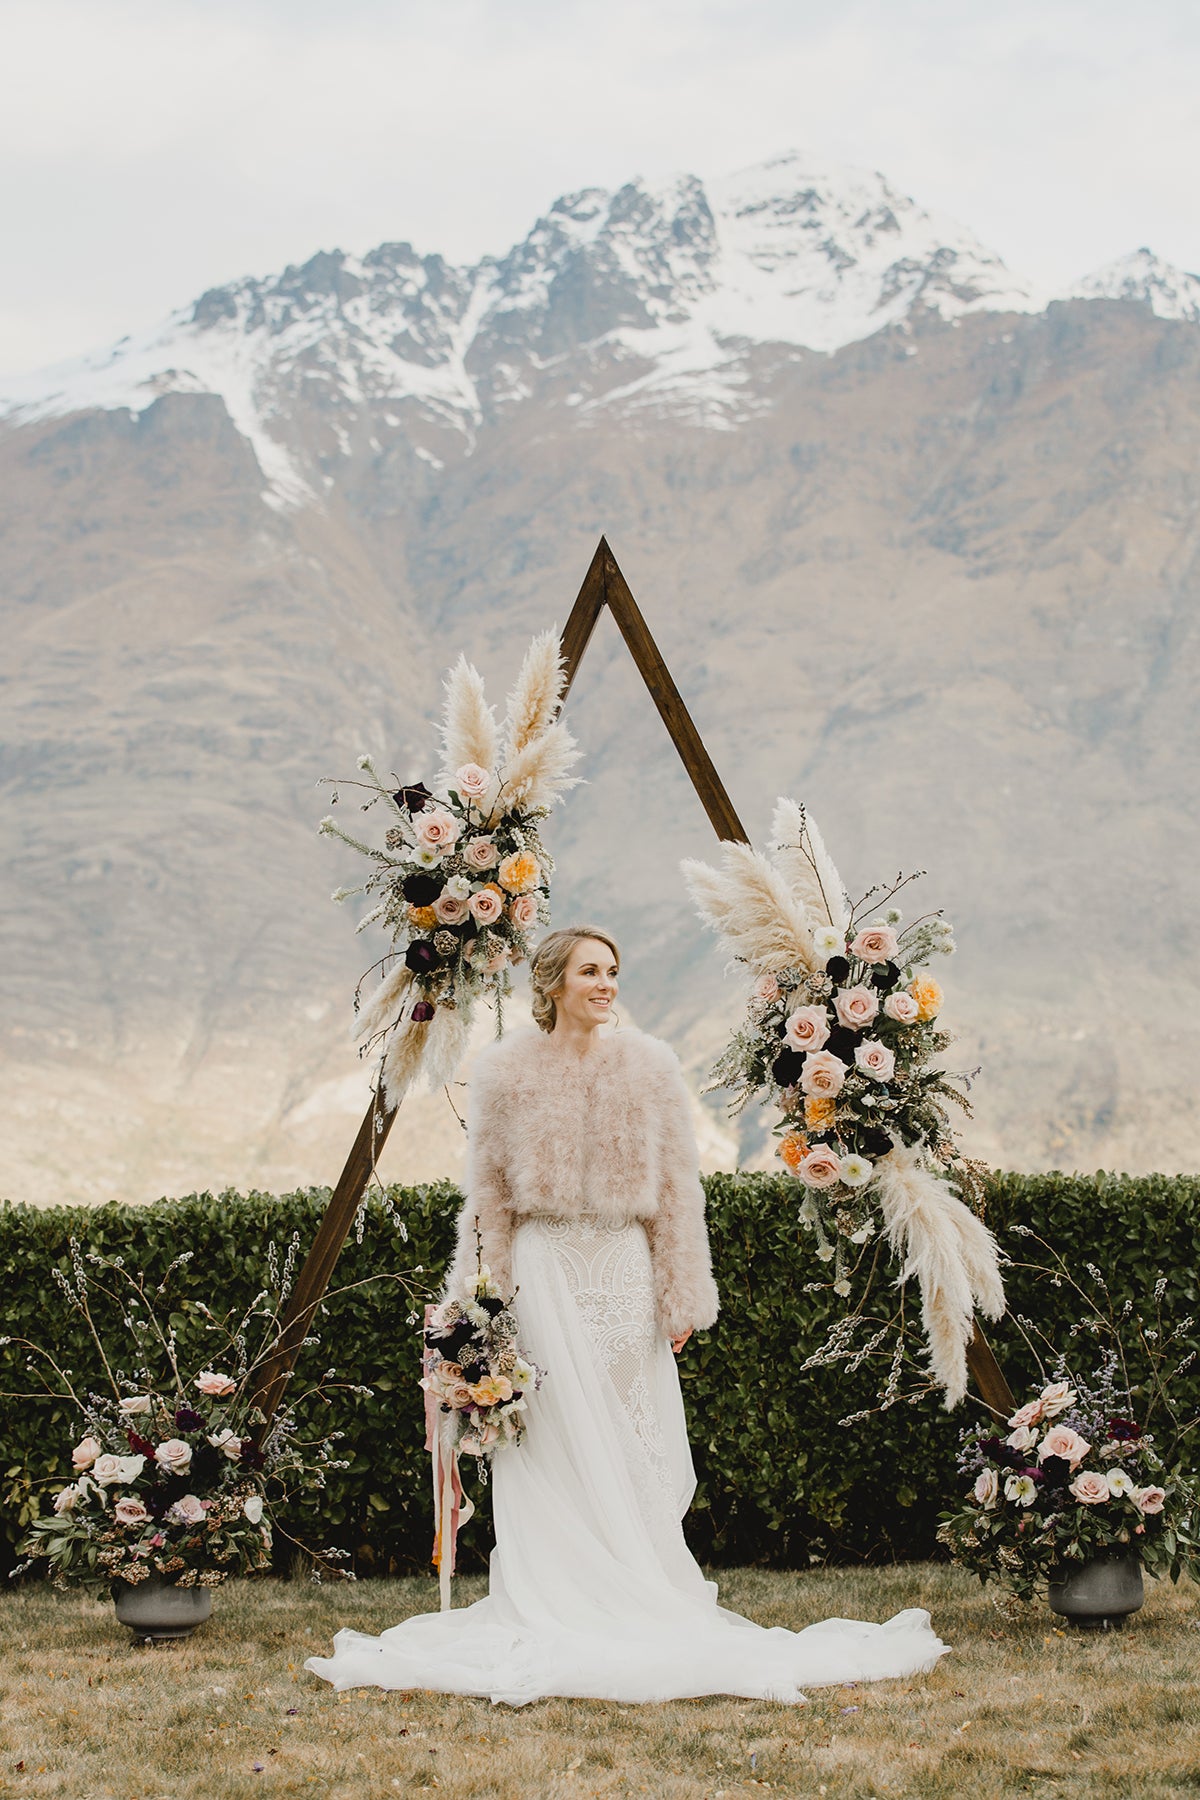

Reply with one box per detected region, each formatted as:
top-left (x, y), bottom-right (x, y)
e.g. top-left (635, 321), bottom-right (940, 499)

top-left (2, 1171), bottom-right (1198, 1576)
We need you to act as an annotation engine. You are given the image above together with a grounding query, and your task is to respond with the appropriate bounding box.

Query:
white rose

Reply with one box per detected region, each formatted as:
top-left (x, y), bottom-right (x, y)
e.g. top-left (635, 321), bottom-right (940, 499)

top-left (243, 1495), bottom-right (265, 1524)
top-left (208, 1428), bottom-right (243, 1460)
top-left (1038, 1380), bottom-right (1077, 1419)
top-left (91, 1453), bottom-right (123, 1487)
top-left (1005, 1424), bottom-right (1039, 1453)
top-left (53, 1484), bottom-right (80, 1514)
top-left (154, 1438), bottom-right (193, 1476)
top-left (112, 1454), bottom-right (146, 1485)
top-left (453, 763), bottom-right (491, 799)
top-left (442, 874), bottom-right (472, 900)
top-left (118, 1394), bottom-right (153, 1416)
top-left (973, 1468), bottom-right (999, 1508)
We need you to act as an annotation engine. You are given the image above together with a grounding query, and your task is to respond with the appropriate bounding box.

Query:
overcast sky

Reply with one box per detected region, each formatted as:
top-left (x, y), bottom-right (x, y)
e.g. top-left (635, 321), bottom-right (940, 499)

top-left (4, 0), bottom-right (1199, 375)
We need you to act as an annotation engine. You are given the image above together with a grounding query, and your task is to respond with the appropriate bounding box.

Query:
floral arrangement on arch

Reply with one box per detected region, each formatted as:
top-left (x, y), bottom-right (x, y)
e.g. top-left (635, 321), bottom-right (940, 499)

top-left (10, 1236), bottom-right (388, 1592)
top-left (682, 799), bottom-right (1004, 1407)
top-left (939, 1232), bottom-right (1200, 1601)
top-left (320, 631), bottom-right (582, 1108)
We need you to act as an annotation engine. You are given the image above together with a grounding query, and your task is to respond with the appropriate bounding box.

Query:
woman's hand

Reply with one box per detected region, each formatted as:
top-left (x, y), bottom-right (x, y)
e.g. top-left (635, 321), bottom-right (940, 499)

top-left (670, 1328), bottom-right (693, 1355)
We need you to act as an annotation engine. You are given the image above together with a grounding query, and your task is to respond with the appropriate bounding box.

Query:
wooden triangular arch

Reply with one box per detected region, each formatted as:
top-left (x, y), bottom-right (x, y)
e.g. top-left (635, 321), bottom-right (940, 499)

top-left (252, 538), bottom-right (1013, 1425)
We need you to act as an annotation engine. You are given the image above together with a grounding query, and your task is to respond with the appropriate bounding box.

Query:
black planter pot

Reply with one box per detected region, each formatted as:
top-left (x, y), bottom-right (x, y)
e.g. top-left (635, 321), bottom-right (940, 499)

top-left (1047, 1552), bottom-right (1144, 1631)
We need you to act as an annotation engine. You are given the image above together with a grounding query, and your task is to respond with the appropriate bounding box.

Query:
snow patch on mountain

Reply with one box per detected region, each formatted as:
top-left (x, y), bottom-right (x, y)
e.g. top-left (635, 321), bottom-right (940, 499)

top-left (1062, 247), bottom-right (1200, 323)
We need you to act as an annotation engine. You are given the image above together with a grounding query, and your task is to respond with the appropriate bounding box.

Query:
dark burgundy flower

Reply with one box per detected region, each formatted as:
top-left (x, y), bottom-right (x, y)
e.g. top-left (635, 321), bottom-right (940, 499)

top-left (477, 1295), bottom-right (505, 1317)
top-left (861, 1127), bottom-right (893, 1159)
top-left (127, 1430), bottom-right (154, 1459)
top-left (1040, 1454), bottom-right (1070, 1489)
top-left (174, 1406), bottom-right (205, 1432)
top-left (826, 955), bottom-right (850, 984)
top-left (459, 1362), bottom-right (486, 1387)
top-left (401, 871), bottom-right (442, 906)
top-left (870, 960), bottom-right (901, 989)
top-left (771, 1047), bottom-right (805, 1089)
top-left (405, 939), bottom-right (439, 973)
top-left (411, 1000), bottom-right (436, 1022)
top-left (825, 1024), bottom-right (859, 1061)
top-left (1108, 1417), bottom-right (1141, 1441)
top-left (240, 1443), bottom-right (266, 1472)
top-left (393, 781), bottom-right (433, 813)
top-left (1017, 1465), bottom-right (1045, 1485)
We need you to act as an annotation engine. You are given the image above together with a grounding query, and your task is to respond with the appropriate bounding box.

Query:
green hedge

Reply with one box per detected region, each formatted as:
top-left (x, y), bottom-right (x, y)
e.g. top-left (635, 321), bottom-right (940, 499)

top-left (2, 1173), bottom-right (1197, 1575)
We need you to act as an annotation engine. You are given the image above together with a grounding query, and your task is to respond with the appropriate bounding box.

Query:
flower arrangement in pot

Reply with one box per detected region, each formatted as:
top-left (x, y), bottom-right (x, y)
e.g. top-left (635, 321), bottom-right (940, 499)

top-left (8, 1235), bottom-right (399, 1638)
top-left (939, 1234), bottom-right (1200, 1624)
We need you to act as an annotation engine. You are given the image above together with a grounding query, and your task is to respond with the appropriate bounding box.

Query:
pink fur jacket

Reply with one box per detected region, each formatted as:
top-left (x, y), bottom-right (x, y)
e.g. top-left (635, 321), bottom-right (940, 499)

top-left (446, 1024), bottom-right (720, 1339)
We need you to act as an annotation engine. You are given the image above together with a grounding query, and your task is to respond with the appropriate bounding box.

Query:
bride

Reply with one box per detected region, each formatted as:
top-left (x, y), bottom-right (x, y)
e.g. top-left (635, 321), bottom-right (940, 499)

top-left (305, 926), bottom-right (949, 1705)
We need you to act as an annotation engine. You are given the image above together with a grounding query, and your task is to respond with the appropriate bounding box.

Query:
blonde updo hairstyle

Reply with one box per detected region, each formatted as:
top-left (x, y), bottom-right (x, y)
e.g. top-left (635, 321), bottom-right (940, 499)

top-left (530, 925), bottom-right (621, 1034)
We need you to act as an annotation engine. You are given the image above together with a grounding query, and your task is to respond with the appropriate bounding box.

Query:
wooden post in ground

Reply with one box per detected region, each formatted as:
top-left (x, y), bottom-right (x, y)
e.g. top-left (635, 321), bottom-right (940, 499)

top-left (250, 536), bottom-right (1013, 1430)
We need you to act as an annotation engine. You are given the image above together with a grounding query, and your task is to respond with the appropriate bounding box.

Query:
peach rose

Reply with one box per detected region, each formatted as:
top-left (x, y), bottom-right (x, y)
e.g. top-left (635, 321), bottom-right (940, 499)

top-left (453, 763), bottom-right (491, 799)
top-left (168, 1494), bottom-right (207, 1525)
top-left (784, 1005), bottom-right (831, 1053)
top-left (797, 1144), bottom-right (843, 1190)
top-left (463, 836), bottom-right (499, 871)
top-left (850, 924), bottom-right (899, 964)
top-left (1038, 1426), bottom-right (1091, 1470)
top-left (468, 887), bottom-right (504, 924)
top-left (754, 973), bottom-right (780, 1004)
top-left (854, 1039), bottom-right (895, 1081)
top-left (509, 892), bottom-right (539, 931)
top-left (114, 1496), bottom-right (150, 1527)
top-left (883, 991), bottom-right (920, 1024)
top-left (497, 851), bottom-right (540, 894)
top-left (72, 1435), bottom-right (102, 1471)
top-left (777, 1130), bottom-right (808, 1172)
top-left (1007, 1399), bottom-right (1045, 1430)
top-left (804, 1094), bottom-right (837, 1131)
top-left (412, 806), bottom-right (460, 851)
top-left (908, 974), bottom-right (943, 1020)
top-left (1136, 1485), bottom-right (1166, 1514)
top-left (195, 1370), bottom-right (237, 1398)
top-left (1069, 1470), bottom-right (1111, 1505)
top-left (799, 1050), bottom-right (848, 1096)
top-left (433, 892), bottom-right (470, 924)
top-left (1038, 1380), bottom-right (1076, 1418)
top-left (834, 985), bottom-right (880, 1030)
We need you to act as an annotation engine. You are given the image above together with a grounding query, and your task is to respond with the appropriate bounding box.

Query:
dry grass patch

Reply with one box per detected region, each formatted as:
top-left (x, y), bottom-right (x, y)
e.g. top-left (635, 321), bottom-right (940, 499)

top-left (1, 1565), bottom-right (1200, 1798)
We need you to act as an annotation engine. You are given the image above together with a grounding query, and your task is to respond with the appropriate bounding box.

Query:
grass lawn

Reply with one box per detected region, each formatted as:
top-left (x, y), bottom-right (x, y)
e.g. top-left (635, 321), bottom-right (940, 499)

top-left (2, 1564), bottom-right (1199, 1799)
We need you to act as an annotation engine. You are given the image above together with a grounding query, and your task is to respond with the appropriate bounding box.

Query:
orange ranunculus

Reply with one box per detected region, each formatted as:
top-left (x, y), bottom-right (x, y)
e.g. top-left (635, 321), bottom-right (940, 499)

top-left (497, 851), bottom-right (541, 894)
top-left (468, 1374), bottom-right (513, 1407)
top-left (804, 1095), bottom-right (837, 1131)
top-left (409, 904), bottom-right (438, 929)
top-left (778, 1130), bottom-right (808, 1172)
top-left (908, 974), bottom-right (944, 1021)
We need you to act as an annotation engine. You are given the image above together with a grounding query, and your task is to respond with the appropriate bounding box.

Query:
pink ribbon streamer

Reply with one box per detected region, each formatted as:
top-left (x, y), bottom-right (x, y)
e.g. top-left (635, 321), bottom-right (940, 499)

top-left (423, 1304), bottom-right (474, 1611)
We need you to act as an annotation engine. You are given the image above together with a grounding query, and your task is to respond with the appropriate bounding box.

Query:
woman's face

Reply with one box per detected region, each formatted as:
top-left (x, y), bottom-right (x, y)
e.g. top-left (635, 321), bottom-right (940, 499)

top-left (551, 937), bottom-right (619, 1033)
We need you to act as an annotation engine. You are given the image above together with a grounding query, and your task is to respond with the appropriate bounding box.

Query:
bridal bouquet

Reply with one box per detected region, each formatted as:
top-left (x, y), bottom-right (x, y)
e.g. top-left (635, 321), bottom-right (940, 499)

top-left (938, 1365), bottom-right (1200, 1602)
top-left (321, 632), bottom-right (583, 1108)
top-left (683, 799), bottom-right (1004, 1406)
top-left (421, 1263), bottom-right (543, 1460)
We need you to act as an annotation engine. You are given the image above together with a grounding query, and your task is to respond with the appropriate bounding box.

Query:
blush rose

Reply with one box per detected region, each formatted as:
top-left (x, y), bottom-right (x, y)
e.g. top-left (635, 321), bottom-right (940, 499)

top-left (850, 924), bottom-right (899, 963)
top-left (799, 1050), bottom-right (848, 1096)
top-left (783, 1005), bottom-right (831, 1053)
top-left (834, 985), bottom-right (880, 1030)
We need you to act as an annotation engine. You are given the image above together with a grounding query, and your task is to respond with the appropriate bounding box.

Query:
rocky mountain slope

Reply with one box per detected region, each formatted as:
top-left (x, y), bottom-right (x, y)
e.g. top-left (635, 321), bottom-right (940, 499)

top-left (2, 152), bottom-right (1197, 1204)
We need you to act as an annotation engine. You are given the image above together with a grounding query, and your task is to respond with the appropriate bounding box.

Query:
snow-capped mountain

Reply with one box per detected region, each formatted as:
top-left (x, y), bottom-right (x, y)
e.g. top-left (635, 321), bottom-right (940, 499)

top-left (0, 152), bottom-right (1049, 504)
top-left (1062, 246), bottom-right (1200, 323)
top-left (0, 150), bottom-right (1194, 514)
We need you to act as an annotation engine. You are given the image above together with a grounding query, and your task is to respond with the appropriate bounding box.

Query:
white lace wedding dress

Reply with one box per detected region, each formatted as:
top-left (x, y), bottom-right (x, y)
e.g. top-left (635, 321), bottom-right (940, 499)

top-left (304, 1217), bottom-right (949, 1705)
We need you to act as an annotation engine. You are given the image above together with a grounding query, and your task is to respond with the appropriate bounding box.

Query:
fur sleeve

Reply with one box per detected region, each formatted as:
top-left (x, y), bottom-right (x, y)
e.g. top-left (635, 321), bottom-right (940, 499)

top-left (444, 1040), bottom-right (516, 1300)
top-left (638, 1037), bottom-right (720, 1339)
